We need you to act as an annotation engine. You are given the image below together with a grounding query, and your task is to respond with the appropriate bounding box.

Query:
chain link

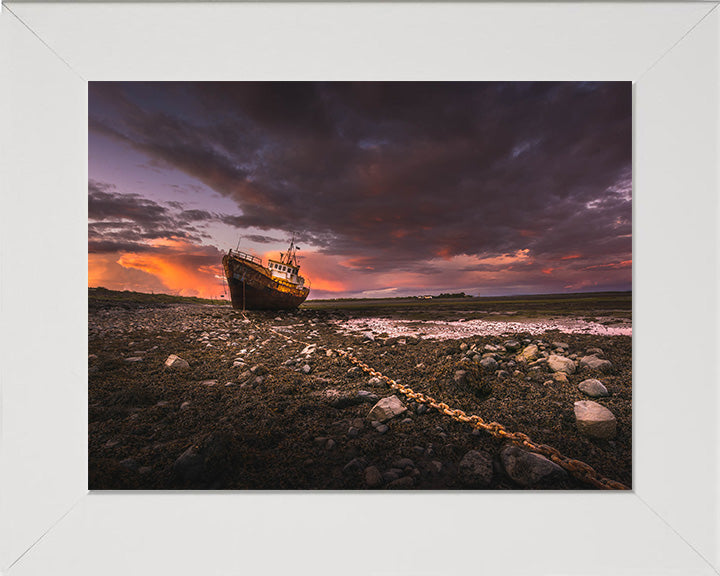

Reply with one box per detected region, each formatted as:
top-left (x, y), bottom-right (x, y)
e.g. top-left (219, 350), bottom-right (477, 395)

top-left (241, 312), bottom-right (629, 490)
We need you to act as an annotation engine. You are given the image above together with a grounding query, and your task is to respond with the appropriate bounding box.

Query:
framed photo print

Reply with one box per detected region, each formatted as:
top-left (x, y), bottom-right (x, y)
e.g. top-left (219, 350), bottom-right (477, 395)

top-left (1, 2), bottom-right (718, 574)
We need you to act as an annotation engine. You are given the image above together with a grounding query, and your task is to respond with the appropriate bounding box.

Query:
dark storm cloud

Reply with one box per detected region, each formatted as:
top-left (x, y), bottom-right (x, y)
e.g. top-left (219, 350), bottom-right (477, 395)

top-left (88, 180), bottom-right (217, 253)
top-left (89, 82), bottom-right (631, 282)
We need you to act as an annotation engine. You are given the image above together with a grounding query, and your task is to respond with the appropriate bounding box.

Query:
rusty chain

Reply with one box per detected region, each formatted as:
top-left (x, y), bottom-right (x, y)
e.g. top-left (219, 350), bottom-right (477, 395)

top-left (241, 311), bottom-right (629, 490)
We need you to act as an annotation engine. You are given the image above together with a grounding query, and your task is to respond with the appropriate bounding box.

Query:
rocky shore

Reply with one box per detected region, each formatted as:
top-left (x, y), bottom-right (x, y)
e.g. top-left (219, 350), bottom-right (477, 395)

top-left (89, 300), bottom-right (631, 490)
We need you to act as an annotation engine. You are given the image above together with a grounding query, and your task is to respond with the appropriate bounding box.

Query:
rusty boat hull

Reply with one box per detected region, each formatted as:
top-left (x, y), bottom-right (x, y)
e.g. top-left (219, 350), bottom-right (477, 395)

top-left (222, 252), bottom-right (310, 310)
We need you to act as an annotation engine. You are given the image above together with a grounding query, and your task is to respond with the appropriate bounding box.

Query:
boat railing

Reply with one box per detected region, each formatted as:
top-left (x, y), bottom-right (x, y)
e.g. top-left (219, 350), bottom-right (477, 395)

top-left (229, 249), bottom-right (262, 265)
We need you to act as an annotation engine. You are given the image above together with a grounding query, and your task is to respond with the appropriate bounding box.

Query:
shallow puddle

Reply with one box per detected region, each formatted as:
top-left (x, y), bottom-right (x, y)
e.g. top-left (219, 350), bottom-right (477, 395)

top-left (338, 316), bottom-right (632, 339)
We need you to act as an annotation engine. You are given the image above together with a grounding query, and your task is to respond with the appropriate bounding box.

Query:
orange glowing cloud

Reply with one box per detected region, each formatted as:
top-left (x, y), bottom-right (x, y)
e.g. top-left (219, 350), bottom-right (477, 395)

top-left (561, 253), bottom-right (582, 260)
top-left (117, 252), bottom-right (224, 299)
top-left (89, 238), bottom-right (226, 299)
top-left (583, 259), bottom-right (632, 271)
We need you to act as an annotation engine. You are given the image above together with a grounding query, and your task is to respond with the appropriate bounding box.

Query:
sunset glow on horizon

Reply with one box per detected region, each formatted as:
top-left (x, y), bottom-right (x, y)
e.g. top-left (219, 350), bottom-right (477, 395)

top-left (89, 82), bottom-right (631, 300)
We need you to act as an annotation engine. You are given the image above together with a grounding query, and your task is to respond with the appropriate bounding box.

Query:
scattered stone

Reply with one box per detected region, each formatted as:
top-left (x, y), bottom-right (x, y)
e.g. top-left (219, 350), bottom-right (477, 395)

top-left (551, 341), bottom-right (569, 350)
top-left (393, 458), bottom-right (415, 469)
top-left (578, 378), bottom-right (609, 397)
top-left (552, 372), bottom-right (569, 384)
top-left (387, 476), bottom-right (414, 489)
top-left (495, 369), bottom-right (509, 379)
top-left (301, 364), bottom-right (312, 374)
top-left (180, 401), bottom-right (191, 410)
top-left (452, 364), bottom-right (492, 397)
top-left (543, 380), bottom-right (554, 386)
top-left (173, 446), bottom-right (204, 482)
top-left (501, 445), bottom-right (567, 487)
top-left (504, 340), bottom-right (521, 351)
top-left (383, 470), bottom-right (400, 483)
top-left (347, 426), bottom-right (360, 437)
top-left (343, 457), bottom-right (367, 475)
top-left (574, 401), bottom-right (617, 439)
top-left (586, 347), bottom-right (604, 357)
top-left (547, 354), bottom-right (576, 374)
top-left (325, 439), bottom-right (336, 450)
top-left (357, 390), bottom-right (380, 404)
top-left (458, 450), bottom-right (494, 487)
top-left (516, 344), bottom-right (539, 363)
top-left (250, 364), bottom-right (268, 375)
top-left (367, 395), bottom-right (407, 422)
top-left (329, 394), bottom-right (363, 409)
top-left (125, 356), bottom-right (143, 362)
top-left (430, 460), bottom-right (443, 473)
top-left (479, 356), bottom-right (499, 371)
top-left (416, 404), bottom-right (428, 414)
top-left (364, 466), bottom-right (383, 488)
top-left (164, 354), bottom-right (190, 369)
top-left (119, 457), bottom-right (139, 471)
top-left (579, 356), bottom-right (613, 372)
top-left (368, 377), bottom-right (382, 386)
top-left (200, 379), bottom-right (217, 386)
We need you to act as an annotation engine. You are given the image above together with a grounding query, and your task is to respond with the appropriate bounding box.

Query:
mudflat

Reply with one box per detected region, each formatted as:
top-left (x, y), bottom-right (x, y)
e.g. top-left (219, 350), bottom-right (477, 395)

top-left (89, 291), bottom-right (631, 490)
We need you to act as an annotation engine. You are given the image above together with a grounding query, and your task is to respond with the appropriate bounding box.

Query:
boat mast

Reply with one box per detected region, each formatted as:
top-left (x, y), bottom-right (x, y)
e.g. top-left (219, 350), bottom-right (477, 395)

top-left (282, 234), bottom-right (299, 267)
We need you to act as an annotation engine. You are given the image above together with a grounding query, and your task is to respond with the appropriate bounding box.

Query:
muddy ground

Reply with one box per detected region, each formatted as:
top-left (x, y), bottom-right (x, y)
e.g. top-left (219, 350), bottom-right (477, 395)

top-left (89, 294), bottom-right (631, 490)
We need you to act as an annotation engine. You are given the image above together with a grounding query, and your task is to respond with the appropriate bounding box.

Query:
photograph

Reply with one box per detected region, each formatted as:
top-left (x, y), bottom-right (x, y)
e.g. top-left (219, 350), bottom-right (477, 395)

top-left (88, 81), bottom-right (632, 490)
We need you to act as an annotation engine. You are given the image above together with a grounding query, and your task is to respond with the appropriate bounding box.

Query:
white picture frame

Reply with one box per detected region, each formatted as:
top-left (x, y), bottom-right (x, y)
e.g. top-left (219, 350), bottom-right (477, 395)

top-left (1, 2), bottom-right (718, 574)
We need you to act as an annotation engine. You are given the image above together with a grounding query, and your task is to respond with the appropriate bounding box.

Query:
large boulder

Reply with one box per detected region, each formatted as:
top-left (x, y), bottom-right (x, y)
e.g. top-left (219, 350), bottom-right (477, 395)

top-left (547, 354), bottom-right (576, 374)
top-left (579, 355), bottom-right (613, 373)
top-left (574, 400), bottom-right (616, 439)
top-left (500, 445), bottom-right (567, 487)
top-left (367, 395), bottom-right (407, 422)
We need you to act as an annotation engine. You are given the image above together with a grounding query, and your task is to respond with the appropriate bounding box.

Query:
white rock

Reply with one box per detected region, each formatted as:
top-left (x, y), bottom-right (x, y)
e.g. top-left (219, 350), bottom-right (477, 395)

top-left (164, 354), bottom-right (190, 369)
top-left (578, 379), bottom-right (609, 397)
top-left (574, 400), bottom-right (616, 439)
top-left (547, 354), bottom-right (576, 374)
top-left (367, 395), bottom-right (407, 422)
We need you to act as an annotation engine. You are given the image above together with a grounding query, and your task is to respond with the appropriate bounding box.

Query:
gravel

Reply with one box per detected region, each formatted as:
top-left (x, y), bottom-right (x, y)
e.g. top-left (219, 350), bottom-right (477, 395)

top-left (89, 301), bottom-right (631, 489)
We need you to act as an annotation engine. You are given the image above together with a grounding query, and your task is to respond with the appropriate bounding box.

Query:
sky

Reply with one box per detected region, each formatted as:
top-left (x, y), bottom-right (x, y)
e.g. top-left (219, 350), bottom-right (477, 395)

top-left (88, 81), bottom-right (632, 300)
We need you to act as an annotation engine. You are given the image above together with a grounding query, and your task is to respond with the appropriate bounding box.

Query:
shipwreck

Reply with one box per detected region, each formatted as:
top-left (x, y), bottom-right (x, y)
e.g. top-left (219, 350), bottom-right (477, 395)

top-left (222, 238), bottom-right (310, 310)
